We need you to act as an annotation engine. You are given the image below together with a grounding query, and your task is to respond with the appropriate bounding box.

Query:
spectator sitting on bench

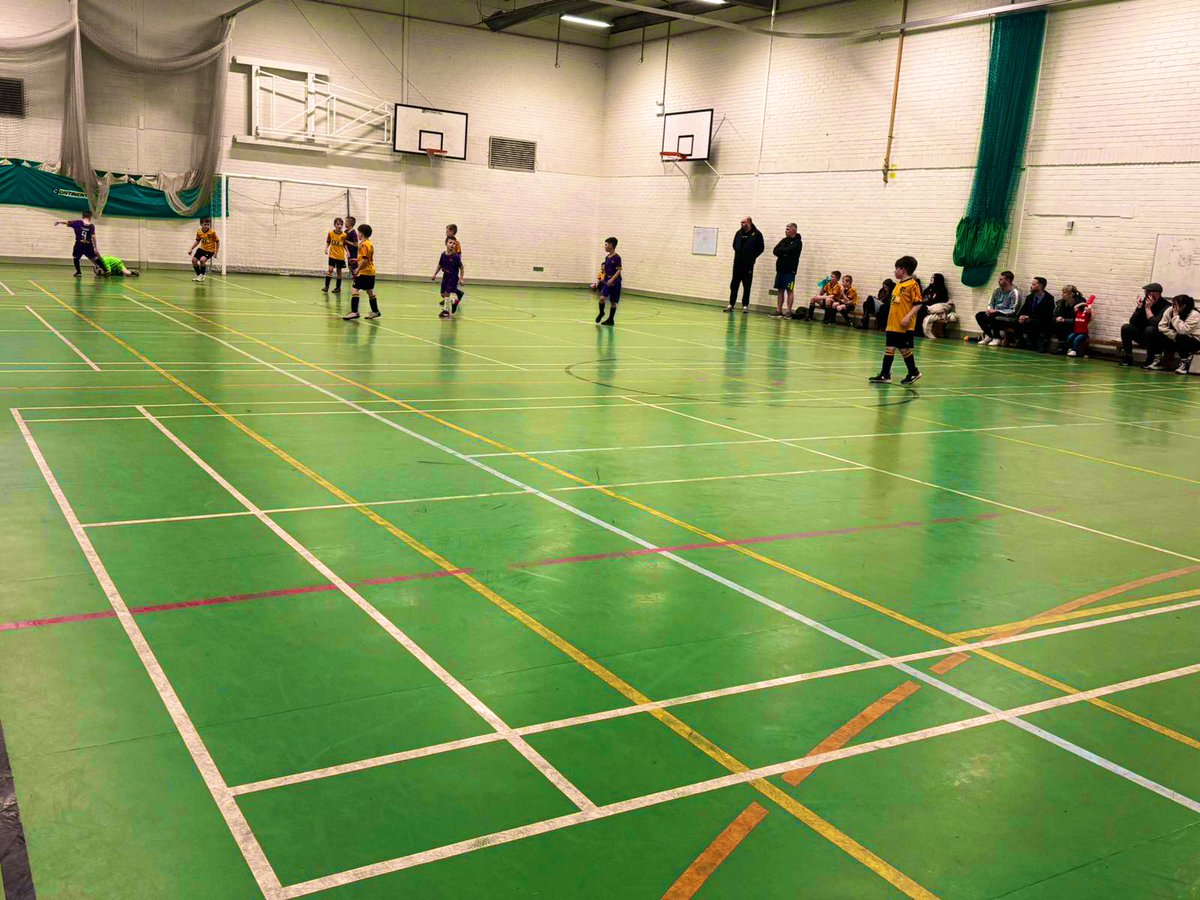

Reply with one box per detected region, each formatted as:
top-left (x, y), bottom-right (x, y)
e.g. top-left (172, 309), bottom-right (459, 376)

top-left (1017, 277), bottom-right (1055, 351)
top-left (975, 270), bottom-right (1021, 346)
top-left (807, 270), bottom-right (842, 321)
top-left (1052, 285), bottom-right (1083, 353)
top-left (825, 274), bottom-right (858, 325)
top-left (918, 273), bottom-right (952, 338)
top-left (1120, 282), bottom-right (1170, 367)
top-left (1149, 294), bottom-right (1200, 374)
top-left (860, 278), bottom-right (894, 331)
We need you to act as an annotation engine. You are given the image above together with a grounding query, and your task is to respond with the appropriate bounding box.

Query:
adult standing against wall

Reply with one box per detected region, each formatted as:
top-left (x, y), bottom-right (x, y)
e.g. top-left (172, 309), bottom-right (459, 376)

top-left (725, 216), bottom-right (764, 314)
top-left (769, 223), bottom-right (802, 319)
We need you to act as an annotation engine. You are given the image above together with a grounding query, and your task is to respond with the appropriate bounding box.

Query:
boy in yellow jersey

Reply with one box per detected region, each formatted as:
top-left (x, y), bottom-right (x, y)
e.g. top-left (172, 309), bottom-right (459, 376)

top-left (342, 223), bottom-right (379, 320)
top-left (807, 270), bottom-right (842, 321)
top-left (188, 218), bottom-right (220, 281)
top-left (323, 217), bottom-right (347, 294)
top-left (869, 256), bottom-right (923, 384)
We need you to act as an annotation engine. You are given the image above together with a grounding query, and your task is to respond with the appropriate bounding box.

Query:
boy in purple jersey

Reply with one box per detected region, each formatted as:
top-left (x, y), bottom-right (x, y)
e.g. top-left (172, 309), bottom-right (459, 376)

top-left (432, 239), bottom-right (465, 318)
top-left (592, 237), bottom-right (622, 326)
top-left (344, 216), bottom-right (360, 276)
top-left (54, 211), bottom-right (99, 276)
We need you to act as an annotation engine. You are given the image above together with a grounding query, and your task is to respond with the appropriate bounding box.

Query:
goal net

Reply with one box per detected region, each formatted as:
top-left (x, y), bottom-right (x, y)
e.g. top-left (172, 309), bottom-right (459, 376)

top-left (221, 175), bottom-right (369, 275)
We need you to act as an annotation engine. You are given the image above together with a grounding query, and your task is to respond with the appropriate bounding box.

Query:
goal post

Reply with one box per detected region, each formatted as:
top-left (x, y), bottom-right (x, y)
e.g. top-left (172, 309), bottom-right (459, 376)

top-left (220, 173), bottom-right (370, 275)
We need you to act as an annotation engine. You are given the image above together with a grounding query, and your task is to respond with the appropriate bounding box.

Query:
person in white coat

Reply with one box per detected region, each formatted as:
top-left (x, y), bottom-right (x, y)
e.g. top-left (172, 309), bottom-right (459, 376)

top-left (1151, 294), bottom-right (1200, 374)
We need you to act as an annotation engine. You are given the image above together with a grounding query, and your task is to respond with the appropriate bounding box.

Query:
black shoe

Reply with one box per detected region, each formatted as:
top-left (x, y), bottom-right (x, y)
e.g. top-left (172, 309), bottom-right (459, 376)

top-left (451, 299), bottom-right (461, 314)
top-left (595, 312), bottom-right (604, 323)
top-left (602, 318), bottom-right (615, 326)
top-left (868, 373), bottom-right (891, 383)
top-left (332, 288), bottom-right (341, 294)
top-left (723, 306), bottom-right (733, 313)
top-left (901, 371), bottom-right (922, 385)
top-left (1119, 356), bottom-right (1132, 366)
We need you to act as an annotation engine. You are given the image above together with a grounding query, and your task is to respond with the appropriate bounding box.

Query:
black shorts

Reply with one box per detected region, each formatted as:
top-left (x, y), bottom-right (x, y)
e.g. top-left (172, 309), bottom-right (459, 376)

top-left (193, 249), bottom-right (215, 261)
top-left (353, 274), bottom-right (376, 291)
top-left (885, 330), bottom-right (915, 350)
top-left (601, 284), bottom-right (621, 304)
top-left (328, 258), bottom-right (345, 270)
top-left (73, 242), bottom-right (97, 260)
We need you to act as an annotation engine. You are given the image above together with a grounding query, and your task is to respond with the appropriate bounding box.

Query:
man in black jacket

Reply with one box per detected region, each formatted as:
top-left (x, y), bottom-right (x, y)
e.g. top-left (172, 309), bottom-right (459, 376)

top-left (725, 216), bottom-right (765, 313)
top-left (1016, 277), bottom-right (1055, 351)
top-left (769, 223), bottom-right (803, 318)
top-left (1120, 282), bottom-right (1170, 366)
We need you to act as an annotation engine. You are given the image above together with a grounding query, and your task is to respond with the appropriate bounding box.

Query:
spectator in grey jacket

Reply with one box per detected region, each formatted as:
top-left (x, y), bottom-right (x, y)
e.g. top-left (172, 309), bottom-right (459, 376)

top-left (1120, 282), bottom-right (1170, 367)
top-left (975, 271), bottom-right (1021, 345)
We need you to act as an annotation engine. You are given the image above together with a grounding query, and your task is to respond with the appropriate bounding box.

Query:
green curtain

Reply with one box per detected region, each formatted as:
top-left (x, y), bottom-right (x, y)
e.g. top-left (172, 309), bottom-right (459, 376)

top-left (953, 11), bottom-right (1047, 287)
top-left (0, 158), bottom-right (222, 219)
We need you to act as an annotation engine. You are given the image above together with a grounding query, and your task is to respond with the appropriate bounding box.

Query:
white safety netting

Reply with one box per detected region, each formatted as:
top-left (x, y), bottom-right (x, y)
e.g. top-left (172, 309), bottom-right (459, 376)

top-left (0, 0), bottom-right (231, 217)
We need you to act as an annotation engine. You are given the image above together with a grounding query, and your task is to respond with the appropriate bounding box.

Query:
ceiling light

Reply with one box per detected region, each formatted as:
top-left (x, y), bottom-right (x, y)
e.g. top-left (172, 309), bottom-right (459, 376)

top-left (693, 0), bottom-right (729, 4)
top-left (560, 14), bottom-right (612, 27)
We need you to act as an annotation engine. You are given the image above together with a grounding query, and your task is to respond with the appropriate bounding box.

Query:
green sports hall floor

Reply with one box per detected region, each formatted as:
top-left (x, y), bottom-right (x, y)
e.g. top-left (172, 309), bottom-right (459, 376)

top-left (1, 266), bottom-right (1199, 900)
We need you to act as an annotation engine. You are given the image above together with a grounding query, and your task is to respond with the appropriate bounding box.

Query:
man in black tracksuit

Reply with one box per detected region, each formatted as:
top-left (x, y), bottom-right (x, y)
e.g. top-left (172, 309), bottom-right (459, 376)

top-left (725, 216), bottom-right (764, 313)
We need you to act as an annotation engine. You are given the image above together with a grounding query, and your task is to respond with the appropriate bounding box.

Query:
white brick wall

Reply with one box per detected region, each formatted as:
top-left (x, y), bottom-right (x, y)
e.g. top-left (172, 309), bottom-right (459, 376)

top-left (3, 0), bottom-right (1200, 341)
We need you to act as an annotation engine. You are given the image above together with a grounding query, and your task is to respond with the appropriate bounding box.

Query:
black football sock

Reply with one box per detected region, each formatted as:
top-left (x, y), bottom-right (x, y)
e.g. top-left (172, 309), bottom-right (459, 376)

top-left (324, 275), bottom-right (331, 289)
top-left (881, 354), bottom-right (895, 377)
top-left (903, 354), bottom-right (918, 375)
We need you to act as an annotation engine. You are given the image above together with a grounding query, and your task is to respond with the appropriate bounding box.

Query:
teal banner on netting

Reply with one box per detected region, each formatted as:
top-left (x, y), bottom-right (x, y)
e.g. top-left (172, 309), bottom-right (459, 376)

top-left (0, 159), bottom-right (222, 219)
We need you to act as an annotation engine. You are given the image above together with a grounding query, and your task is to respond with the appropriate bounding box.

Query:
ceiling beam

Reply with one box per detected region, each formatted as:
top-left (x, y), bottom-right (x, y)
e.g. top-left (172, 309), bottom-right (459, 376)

top-left (483, 0), bottom-right (600, 31)
top-left (609, 1), bottom-right (726, 34)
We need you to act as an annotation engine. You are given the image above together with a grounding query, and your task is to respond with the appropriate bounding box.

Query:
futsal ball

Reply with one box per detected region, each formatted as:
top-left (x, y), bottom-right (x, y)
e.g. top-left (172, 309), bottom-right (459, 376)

top-left (590, 281), bottom-right (600, 291)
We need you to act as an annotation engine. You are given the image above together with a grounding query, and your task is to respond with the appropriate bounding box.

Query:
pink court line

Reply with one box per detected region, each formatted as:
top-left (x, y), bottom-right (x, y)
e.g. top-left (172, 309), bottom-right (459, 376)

top-left (0, 509), bottom-right (1037, 634)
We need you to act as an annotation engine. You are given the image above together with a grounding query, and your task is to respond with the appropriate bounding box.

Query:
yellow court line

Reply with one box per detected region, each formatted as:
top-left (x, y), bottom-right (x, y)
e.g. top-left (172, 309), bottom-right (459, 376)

top-left (985, 433), bottom-right (1200, 486)
top-left (122, 285), bottom-right (1200, 757)
top-left (124, 286), bottom-right (1200, 766)
top-left (34, 282), bottom-right (938, 898)
top-left (951, 587), bottom-right (1200, 640)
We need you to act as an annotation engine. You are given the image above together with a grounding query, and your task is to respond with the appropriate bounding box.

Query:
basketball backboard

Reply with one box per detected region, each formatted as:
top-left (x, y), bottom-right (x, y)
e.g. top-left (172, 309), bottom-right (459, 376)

top-left (393, 104), bottom-right (468, 159)
top-left (662, 109), bottom-right (714, 162)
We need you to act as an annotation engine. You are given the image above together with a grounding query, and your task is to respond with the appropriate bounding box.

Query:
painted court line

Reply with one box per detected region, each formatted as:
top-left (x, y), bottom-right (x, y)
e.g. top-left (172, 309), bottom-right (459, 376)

top-left (0, 280), bottom-right (13, 296)
top-left (5, 509), bottom-right (1016, 622)
top-left (136, 405), bottom-right (595, 814)
top-left (231, 594), bottom-right (1200, 795)
top-left (24, 306), bottom-right (101, 371)
top-left (276, 660), bottom-right (1200, 898)
top-left (113, 291), bottom-right (1200, 820)
top-left (10, 409), bottom-right (283, 899)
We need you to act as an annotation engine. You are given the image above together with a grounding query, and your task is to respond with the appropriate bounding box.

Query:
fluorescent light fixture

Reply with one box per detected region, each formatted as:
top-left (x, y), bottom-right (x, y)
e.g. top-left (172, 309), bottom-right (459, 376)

top-left (560, 14), bottom-right (612, 27)
top-left (693, 0), bottom-right (728, 4)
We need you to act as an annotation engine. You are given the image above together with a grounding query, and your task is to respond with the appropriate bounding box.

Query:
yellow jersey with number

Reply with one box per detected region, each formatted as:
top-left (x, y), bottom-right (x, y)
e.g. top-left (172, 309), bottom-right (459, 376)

top-left (887, 278), bottom-right (921, 332)
top-left (327, 230), bottom-right (346, 261)
top-left (196, 228), bottom-right (219, 252)
top-left (357, 239), bottom-right (376, 276)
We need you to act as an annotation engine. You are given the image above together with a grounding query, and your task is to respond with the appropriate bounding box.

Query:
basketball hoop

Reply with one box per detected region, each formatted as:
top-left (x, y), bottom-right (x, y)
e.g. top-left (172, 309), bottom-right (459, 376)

top-left (425, 148), bottom-right (449, 160)
top-left (660, 151), bottom-right (689, 161)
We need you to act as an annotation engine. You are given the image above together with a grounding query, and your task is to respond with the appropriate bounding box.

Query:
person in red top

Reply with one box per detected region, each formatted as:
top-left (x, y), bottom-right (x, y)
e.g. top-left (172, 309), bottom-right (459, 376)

top-left (1065, 296), bottom-right (1093, 357)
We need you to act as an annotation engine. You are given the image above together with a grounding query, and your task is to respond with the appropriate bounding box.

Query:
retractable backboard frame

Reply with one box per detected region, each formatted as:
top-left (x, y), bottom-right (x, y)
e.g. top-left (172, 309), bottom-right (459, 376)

top-left (393, 104), bottom-right (468, 160)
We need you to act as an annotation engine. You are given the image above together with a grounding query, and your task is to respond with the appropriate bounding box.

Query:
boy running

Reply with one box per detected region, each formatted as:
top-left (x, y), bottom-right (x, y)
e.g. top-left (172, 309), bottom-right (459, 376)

top-left (323, 218), bottom-right (348, 294)
top-left (433, 238), bottom-right (465, 319)
top-left (592, 237), bottom-right (622, 326)
top-left (54, 211), bottom-right (99, 276)
top-left (188, 218), bottom-right (220, 281)
top-left (869, 256), bottom-right (922, 384)
top-left (445, 224), bottom-right (466, 312)
top-left (342, 224), bottom-right (379, 320)
top-left (94, 256), bottom-right (139, 277)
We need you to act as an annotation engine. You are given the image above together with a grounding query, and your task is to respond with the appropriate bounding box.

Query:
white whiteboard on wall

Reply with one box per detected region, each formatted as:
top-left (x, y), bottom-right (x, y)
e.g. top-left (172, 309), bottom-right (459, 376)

top-left (692, 226), bottom-right (719, 256)
top-left (1151, 235), bottom-right (1200, 296)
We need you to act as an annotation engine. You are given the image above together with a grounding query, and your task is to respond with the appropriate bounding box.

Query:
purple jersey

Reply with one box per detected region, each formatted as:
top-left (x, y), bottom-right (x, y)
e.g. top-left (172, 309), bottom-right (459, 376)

top-left (439, 252), bottom-right (461, 293)
top-left (69, 220), bottom-right (96, 245)
top-left (602, 253), bottom-right (622, 285)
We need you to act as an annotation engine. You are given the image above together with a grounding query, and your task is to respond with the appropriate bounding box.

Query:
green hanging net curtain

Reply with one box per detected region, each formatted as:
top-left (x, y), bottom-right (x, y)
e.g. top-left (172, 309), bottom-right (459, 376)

top-left (953, 10), bottom-right (1047, 287)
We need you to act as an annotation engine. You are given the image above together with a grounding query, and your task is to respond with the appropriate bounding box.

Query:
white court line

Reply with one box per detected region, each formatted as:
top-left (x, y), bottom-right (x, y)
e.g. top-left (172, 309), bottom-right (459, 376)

top-left (10, 409), bottom-right (284, 898)
top-left (276, 659), bottom-right (1200, 898)
top-left (627, 396), bottom-right (1200, 566)
top-left (118, 291), bottom-right (1200, 820)
top-left (135, 406), bottom-right (595, 814)
top-left (0, 280), bottom-right (14, 296)
top-left (25, 306), bottom-right (102, 371)
top-left (218, 279), bottom-right (301, 305)
top-left (79, 466), bottom-right (859, 529)
top-left (234, 594), bottom-right (1200, 796)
